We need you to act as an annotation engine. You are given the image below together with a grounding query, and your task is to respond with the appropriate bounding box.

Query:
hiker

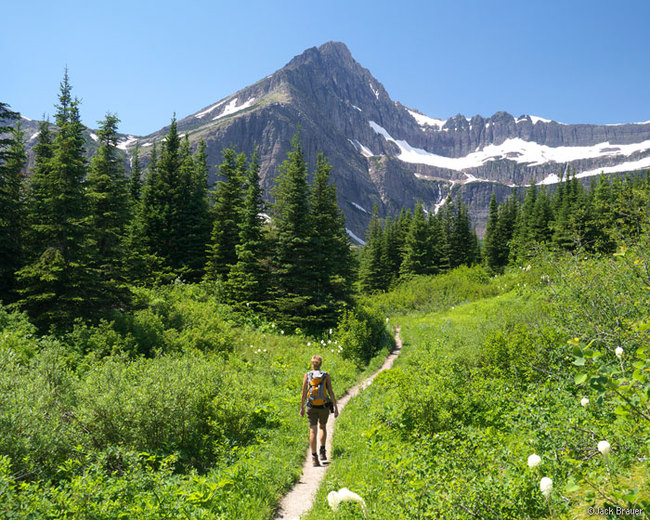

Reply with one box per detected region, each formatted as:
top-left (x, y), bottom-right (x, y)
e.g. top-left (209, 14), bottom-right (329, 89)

top-left (300, 354), bottom-right (339, 466)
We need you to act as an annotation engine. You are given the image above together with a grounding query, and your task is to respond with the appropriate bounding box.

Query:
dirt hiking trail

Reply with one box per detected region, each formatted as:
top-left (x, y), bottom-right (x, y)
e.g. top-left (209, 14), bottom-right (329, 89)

top-left (273, 326), bottom-right (403, 520)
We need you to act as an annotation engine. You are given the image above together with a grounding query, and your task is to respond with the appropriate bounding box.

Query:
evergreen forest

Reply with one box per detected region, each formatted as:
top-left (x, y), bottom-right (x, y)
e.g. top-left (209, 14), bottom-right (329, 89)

top-left (0, 76), bottom-right (648, 518)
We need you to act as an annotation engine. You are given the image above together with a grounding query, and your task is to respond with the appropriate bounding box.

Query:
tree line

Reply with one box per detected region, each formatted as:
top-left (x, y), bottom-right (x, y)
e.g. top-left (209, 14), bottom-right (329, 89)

top-left (0, 73), bottom-right (353, 334)
top-left (358, 169), bottom-right (650, 292)
top-left (484, 170), bottom-right (650, 273)
top-left (359, 199), bottom-right (480, 292)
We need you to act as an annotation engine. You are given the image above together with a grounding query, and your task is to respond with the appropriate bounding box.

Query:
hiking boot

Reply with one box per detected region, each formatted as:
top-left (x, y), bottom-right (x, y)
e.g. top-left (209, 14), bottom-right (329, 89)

top-left (312, 454), bottom-right (320, 467)
top-left (319, 447), bottom-right (327, 461)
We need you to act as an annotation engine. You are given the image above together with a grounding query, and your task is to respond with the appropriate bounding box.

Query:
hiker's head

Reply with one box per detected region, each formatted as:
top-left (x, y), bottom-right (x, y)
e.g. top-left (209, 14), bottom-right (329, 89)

top-left (310, 355), bottom-right (323, 370)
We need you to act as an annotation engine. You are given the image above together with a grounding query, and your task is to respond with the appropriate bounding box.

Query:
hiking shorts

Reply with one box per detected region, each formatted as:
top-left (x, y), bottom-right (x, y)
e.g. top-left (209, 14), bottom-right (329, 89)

top-left (307, 405), bottom-right (330, 427)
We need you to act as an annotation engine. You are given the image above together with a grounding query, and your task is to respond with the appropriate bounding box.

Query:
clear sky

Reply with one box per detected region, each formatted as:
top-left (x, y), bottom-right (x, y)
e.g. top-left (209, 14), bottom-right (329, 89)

top-left (3, 0), bottom-right (649, 136)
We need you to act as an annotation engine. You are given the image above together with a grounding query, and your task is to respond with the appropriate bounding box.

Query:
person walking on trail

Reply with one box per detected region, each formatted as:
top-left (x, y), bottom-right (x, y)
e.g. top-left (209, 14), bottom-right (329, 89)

top-left (300, 355), bottom-right (339, 467)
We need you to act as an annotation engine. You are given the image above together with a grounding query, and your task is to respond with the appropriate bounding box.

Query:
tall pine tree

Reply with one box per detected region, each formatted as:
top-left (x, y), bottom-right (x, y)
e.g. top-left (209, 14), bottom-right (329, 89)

top-left (225, 150), bottom-right (270, 312)
top-left (85, 113), bottom-right (131, 310)
top-left (17, 71), bottom-right (92, 329)
top-left (205, 148), bottom-right (245, 280)
top-left (309, 153), bottom-right (354, 328)
top-left (270, 133), bottom-right (317, 331)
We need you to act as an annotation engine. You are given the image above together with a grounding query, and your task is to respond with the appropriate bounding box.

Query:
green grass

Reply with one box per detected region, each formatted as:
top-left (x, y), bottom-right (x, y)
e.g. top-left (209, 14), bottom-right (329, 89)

top-left (0, 282), bottom-right (388, 519)
top-left (306, 261), bottom-right (649, 519)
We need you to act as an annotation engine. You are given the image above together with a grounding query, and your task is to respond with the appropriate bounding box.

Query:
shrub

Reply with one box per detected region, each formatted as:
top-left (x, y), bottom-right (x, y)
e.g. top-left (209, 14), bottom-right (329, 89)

top-left (336, 304), bottom-right (392, 366)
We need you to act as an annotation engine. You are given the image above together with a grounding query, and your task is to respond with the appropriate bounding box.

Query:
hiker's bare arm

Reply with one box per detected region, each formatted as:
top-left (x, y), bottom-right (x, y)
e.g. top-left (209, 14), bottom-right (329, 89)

top-left (326, 374), bottom-right (339, 417)
top-left (299, 373), bottom-right (308, 416)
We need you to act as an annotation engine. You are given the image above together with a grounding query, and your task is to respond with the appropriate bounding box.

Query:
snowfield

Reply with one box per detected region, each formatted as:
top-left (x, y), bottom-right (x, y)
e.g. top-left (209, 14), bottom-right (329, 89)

top-left (369, 121), bottom-right (650, 179)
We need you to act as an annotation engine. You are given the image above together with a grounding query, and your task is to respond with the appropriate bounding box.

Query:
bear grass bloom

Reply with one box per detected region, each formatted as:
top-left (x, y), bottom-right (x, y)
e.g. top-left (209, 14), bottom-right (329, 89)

top-left (327, 488), bottom-right (366, 515)
top-left (598, 440), bottom-right (611, 457)
top-left (581, 397), bottom-right (590, 407)
top-left (527, 454), bottom-right (541, 468)
top-left (540, 477), bottom-right (553, 497)
top-left (615, 347), bottom-right (624, 359)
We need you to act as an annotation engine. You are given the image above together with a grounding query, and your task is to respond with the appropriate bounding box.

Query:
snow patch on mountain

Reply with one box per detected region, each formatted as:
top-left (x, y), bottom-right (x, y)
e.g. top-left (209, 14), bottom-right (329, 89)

top-left (571, 155), bottom-right (650, 179)
top-left (346, 228), bottom-right (366, 245)
top-left (407, 109), bottom-right (445, 129)
top-left (369, 82), bottom-right (380, 99)
top-left (351, 202), bottom-right (368, 213)
top-left (213, 97), bottom-right (256, 120)
top-left (195, 99), bottom-right (227, 118)
top-left (348, 138), bottom-right (374, 157)
top-left (117, 136), bottom-right (138, 151)
top-left (369, 120), bottom-right (650, 171)
top-left (90, 133), bottom-right (99, 142)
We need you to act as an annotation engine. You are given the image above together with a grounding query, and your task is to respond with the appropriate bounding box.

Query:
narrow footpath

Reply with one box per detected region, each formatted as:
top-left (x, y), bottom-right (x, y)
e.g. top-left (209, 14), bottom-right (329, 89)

top-left (273, 326), bottom-right (403, 520)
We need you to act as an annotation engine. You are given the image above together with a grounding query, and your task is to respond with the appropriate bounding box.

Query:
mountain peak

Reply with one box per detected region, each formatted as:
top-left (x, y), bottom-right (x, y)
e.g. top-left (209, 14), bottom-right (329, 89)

top-left (284, 41), bottom-right (355, 72)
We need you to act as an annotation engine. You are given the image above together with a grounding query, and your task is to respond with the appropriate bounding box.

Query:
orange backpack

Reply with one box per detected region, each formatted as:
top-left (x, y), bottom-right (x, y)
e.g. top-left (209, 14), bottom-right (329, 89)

top-left (307, 370), bottom-right (330, 406)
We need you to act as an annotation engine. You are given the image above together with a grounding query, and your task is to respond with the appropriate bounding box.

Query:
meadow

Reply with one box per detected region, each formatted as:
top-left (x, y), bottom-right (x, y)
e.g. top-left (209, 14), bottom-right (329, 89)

top-left (0, 282), bottom-right (392, 519)
top-left (305, 250), bottom-right (649, 519)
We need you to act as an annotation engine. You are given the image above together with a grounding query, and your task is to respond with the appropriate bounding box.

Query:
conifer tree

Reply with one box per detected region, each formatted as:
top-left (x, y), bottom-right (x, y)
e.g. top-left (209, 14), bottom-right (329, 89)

top-left (125, 142), bottom-right (171, 284)
top-left (308, 153), bottom-right (354, 327)
top-left (17, 71), bottom-right (92, 329)
top-left (129, 143), bottom-right (143, 204)
top-left (226, 150), bottom-right (270, 312)
top-left (135, 118), bottom-right (195, 274)
top-left (483, 193), bottom-right (503, 272)
top-left (0, 105), bottom-right (26, 300)
top-left (180, 138), bottom-right (212, 281)
top-left (270, 133), bottom-right (317, 331)
top-left (206, 148), bottom-right (245, 280)
top-left (379, 216), bottom-right (402, 288)
top-left (400, 203), bottom-right (438, 277)
top-left (359, 206), bottom-right (385, 293)
top-left (85, 113), bottom-right (131, 309)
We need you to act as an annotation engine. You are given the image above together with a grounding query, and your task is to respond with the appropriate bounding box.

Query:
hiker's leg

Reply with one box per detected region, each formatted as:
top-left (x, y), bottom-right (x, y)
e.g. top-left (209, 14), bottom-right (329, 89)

top-left (319, 422), bottom-right (327, 448)
top-left (309, 423), bottom-right (318, 453)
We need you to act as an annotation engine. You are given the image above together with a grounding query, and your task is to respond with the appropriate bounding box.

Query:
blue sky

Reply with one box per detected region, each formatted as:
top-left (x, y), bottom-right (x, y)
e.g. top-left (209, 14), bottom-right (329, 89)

top-left (3, 0), bottom-right (649, 136)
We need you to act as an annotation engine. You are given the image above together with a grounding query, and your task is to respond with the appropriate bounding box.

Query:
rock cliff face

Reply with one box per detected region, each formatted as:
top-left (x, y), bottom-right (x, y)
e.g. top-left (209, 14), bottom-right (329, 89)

top-left (17, 42), bottom-right (650, 240)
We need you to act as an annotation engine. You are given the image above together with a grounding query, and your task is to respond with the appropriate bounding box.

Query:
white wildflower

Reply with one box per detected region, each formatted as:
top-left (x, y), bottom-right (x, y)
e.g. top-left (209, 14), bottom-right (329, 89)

top-left (615, 347), bottom-right (623, 359)
top-left (328, 340), bottom-right (332, 344)
top-left (539, 477), bottom-right (553, 497)
top-left (328, 488), bottom-right (366, 515)
top-left (327, 491), bottom-right (341, 512)
top-left (329, 328), bottom-right (333, 335)
top-left (598, 440), bottom-right (611, 457)
top-left (307, 342), bottom-right (311, 347)
top-left (281, 330), bottom-right (284, 335)
top-left (580, 397), bottom-right (589, 407)
top-left (527, 454), bottom-right (541, 468)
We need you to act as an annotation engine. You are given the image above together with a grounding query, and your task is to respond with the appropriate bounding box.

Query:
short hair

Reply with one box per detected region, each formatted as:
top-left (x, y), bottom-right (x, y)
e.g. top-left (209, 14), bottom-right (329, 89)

top-left (310, 355), bottom-right (322, 369)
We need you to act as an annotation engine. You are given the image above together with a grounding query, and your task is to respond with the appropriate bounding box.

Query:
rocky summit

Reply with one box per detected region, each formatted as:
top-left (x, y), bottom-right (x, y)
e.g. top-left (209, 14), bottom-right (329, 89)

top-left (21, 42), bottom-right (650, 239)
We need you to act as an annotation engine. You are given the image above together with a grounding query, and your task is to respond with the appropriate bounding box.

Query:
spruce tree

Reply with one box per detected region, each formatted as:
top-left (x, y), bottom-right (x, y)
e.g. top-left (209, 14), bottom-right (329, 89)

top-left (400, 203), bottom-right (438, 277)
top-left (205, 148), bottom-right (245, 280)
top-left (85, 113), bottom-right (131, 310)
top-left (179, 138), bottom-right (211, 281)
top-left (270, 133), bottom-right (317, 331)
top-left (135, 118), bottom-right (195, 275)
top-left (379, 216), bottom-right (402, 288)
top-left (309, 153), bottom-right (354, 328)
top-left (17, 71), bottom-right (92, 329)
top-left (226, 150), bottom-right (270, 312)
top-left (0, 105), bottom-right (26, 300)
top-left (483, 193), bottom-right (503, 272)
top-left (129, 142), bottom-right (143, 204)
top-left (359, 206), bottom-right (385, 293)
top-left (125, 142), bottom-right (172, 284)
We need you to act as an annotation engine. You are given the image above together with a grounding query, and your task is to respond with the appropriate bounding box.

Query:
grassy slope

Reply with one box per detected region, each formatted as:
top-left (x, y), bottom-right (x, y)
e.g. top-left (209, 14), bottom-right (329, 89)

top-left (305, 265), bottom-right (649, 519)
top-left (0, 283), bottom-right (389, 519)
